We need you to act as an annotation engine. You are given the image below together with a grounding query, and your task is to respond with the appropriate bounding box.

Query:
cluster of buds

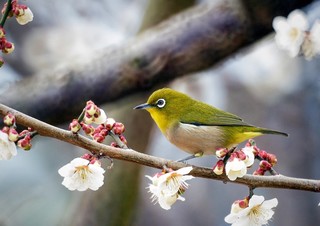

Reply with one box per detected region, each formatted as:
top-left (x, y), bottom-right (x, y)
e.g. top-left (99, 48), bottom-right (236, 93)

top-left (213, 139), bottom-right (278, 180)
top-left (16, 127), bottom-right (35, 150)
top-left (69, 100), bottom-right (127, 148)
top-left (0, 27), bottom-right (14, 54)
top-left (2, 113), bottom-right (35, 150)
top-left (0, 0), bottom-right (33, 67)
top-left (253, 146), bottom-right (278, 176)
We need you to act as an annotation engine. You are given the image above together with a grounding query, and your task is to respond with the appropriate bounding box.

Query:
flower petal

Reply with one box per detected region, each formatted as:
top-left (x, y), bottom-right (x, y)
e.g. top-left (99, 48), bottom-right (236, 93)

top-left (287, 10), bottom-right (308, 30)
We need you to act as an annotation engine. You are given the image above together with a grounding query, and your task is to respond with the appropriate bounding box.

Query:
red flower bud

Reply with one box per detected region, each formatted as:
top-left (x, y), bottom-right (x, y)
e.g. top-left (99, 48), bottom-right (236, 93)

top-left (216, 148), bottom-right (228, 158)
top-left (113, 122), bottom-right (125, 135)
top-left (69, 119), bottom-right (81, 133)
top-left (81, 123), bottom-right (95, 135)
top-left (236, 150), bottom-right (246, 161)
top-left (212, 159), bottom-right (224, 175)
top-left (93, 133), bottom-right (105, 143)
top-left (259, 160), bottom-right (272, 171)
top-left (267, 153), bottom-right (277, 166)
top-left (253, 168), bottom-right (265, 176)
top-left (3, 113), bottom-right (15, 126)
top-left (119, 135), bottom-right (127, 145)
top-left (17, 135), bottom-right (32, 151)
top-left (81, 153), bottom-right (93, 160)
top-left (258, 150), bottom-right (268, 159)
top-left (8, 128), bottom-right (18, 142)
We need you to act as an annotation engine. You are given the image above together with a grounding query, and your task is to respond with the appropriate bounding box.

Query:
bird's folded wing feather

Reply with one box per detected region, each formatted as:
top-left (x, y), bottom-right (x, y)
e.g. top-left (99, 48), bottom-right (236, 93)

top-left (180, 103), bottom-right (252, 127)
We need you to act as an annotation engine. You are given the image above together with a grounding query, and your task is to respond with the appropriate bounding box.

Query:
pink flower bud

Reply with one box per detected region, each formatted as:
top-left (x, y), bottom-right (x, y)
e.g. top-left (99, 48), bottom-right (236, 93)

top-left (81, 123), bottom-right (95, 135)
top-left (84, 112), bottom-right (94, 124)
top-left (228, 153), bottom-right (237, 162)
top-left (258, 150), bottom-right (268, 159)
top-left (259, 160), bottom-right (272, 171)
top-left (267, 153), bottom-right (277, 166)
top-left (8, 128), bottom-right (19, 142)
top-left (81, 153), bottom-right (93, 160)
top-left (119, 135), bottom-right (127, 145)
top-left (69, 119), bottom-right (81, 133)
top-left (2, 40), bottom-right (14, 54)
top-left (216, 148), bottom-right (228, 158)
top-left (236, 150), bottom-right (246, 161)
top-left (17, 135), bottom-right (32, 150)
top-left (3, 113), bottom-right (15, 126)
top-left (100, 129), bottom-right (108, 137)
top-left (94, 124), bottom-right (104, 134)
top-left (113, 122), bottom-right (125, 135)
top-left (85, 100), bottom-right (98, 116)
top-left (212, 159), bottom-right (224, 175)
top-left (253, 168), bottom-right (265, 176)
top-left (230, 198), bottom-right (249, 214)
top-left (93, 133), bottom-right (105, 143)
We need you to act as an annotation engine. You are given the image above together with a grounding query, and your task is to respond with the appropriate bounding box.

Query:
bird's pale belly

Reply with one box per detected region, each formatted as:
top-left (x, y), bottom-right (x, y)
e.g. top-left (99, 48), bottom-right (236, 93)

top-left (166, 122), bottom-right (231, 155)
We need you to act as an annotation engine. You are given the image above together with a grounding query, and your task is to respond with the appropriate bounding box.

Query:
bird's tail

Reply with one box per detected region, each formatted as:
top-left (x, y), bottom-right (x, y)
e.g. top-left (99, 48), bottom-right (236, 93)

top-left (257, 128), bottom-right (289, 137)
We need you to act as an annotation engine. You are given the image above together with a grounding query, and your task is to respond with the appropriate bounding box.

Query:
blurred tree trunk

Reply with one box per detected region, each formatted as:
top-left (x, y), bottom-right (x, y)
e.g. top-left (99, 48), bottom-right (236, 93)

top-left (71, 1), bottom-right (196, 226)
top-left (1, 0), bottom-right (312, 124)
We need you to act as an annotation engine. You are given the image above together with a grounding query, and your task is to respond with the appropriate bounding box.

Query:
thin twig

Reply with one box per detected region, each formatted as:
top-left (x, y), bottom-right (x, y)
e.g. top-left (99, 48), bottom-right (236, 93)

top-left (0, 0), bottom-right (12, 27)
top-left (0, 103), bottom-right (319, 192)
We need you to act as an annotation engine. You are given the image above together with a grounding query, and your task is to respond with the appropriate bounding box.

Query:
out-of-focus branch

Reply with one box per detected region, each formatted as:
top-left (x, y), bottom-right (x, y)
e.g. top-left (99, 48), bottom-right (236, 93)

top-left (0, 0), bottom-right (312, 123)
top-left (1, 103), bottom-right (319, 192)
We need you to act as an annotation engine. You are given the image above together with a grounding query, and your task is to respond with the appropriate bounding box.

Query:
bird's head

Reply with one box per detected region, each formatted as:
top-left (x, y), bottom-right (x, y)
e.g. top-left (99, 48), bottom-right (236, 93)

top-left (134, 88), bottom-right (192, 132)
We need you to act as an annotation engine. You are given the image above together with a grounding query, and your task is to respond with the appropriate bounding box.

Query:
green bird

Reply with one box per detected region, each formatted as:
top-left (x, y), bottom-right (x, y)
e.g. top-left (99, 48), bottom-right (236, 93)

top-left (134, 88), bottom-right (288, 160)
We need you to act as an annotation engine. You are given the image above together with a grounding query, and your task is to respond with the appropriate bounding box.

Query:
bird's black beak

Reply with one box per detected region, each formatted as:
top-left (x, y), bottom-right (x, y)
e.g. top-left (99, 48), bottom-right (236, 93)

top-left (133, 103), bottom-right (151, 110)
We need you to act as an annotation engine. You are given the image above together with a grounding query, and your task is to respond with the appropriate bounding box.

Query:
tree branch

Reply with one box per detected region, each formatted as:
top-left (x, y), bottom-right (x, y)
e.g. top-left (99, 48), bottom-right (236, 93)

top-left (0, 103), bottom-right (319, 192)
top-left (0, 0), bottom-right (313, 123)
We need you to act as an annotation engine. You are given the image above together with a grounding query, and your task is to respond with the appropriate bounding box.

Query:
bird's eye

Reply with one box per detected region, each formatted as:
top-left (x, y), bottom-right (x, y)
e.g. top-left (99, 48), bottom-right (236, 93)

top-left (156, 99), bottom-right (166, 108)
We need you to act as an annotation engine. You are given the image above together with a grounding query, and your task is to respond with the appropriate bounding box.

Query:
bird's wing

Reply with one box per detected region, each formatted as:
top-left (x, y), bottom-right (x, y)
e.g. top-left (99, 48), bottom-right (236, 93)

top-left (180, 102), bottom-right (252, 127)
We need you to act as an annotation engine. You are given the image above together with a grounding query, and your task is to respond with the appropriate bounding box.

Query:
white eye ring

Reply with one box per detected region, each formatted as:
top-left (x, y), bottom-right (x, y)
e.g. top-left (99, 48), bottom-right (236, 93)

top-left (156, 98), bottom-right (166, 108)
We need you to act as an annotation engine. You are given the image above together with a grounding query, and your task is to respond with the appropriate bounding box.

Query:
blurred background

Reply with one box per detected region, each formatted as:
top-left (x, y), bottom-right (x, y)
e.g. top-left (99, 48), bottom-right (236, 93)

top-left (0, 0), bottom-right (319, 225)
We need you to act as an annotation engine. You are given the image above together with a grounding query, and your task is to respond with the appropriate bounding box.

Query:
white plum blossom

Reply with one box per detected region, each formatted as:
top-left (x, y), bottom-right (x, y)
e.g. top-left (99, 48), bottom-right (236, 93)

top-left (225, 155), bottom-right (247, 181)
top-left (302, 20), bottom-right (320, 60)
top-left (273, 9), bottom-right (308, 57)
top-left (146, 166), bottom-right (194, 210)
top-left (16, 7), bottom-right (34, 25)
top-left (93, 109), bottom-right (107, 124)
top-left (0, 130), bottom-right (17, 160)
top-left (58, 157), bottom-right (105, 191)
top-left (242, 146), bottom-right (255, 167)
top-left (225, 195), bottom-right (278, 226)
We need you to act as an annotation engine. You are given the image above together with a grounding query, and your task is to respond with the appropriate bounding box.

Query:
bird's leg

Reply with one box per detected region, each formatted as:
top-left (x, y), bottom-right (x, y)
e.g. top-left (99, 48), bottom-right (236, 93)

top-left (176, 152), bottom-right (203, 163)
